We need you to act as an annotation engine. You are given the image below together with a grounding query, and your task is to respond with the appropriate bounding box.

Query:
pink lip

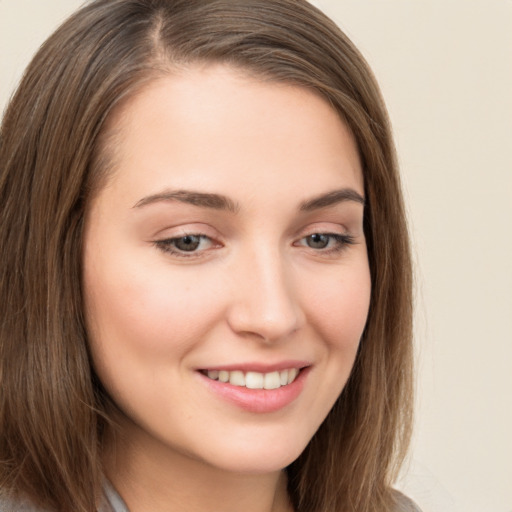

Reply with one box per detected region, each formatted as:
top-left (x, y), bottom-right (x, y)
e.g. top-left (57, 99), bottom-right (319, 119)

top-left (199, 360), bottom-right (311, 373)
top-left (197, 365), bottom-right (311, 414)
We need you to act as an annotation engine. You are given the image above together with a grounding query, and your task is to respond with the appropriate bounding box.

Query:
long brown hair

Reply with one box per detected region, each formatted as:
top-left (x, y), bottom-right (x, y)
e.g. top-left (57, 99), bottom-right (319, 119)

top-left (0, 1), bottom-right (413, 511)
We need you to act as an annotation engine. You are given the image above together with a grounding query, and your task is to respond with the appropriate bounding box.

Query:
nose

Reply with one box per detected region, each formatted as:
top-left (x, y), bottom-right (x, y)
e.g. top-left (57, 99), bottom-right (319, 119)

top-left (226, 248), bottom-right (305, 344)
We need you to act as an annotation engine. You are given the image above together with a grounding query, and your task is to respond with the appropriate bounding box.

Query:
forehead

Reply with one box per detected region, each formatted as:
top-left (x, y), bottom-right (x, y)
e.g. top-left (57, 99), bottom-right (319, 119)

top-left (95, 64), bottom-right (363, 207)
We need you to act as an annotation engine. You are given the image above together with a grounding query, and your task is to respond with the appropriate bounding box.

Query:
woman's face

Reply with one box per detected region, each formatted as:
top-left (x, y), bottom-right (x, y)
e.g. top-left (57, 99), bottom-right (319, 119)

top-left (83, 65), bottom-right (371, 475)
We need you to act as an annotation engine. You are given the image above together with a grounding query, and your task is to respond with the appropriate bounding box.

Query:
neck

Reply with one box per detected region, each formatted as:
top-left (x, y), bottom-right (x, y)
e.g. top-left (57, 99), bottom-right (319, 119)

top-left (103, 422), bottom-right (293, 512)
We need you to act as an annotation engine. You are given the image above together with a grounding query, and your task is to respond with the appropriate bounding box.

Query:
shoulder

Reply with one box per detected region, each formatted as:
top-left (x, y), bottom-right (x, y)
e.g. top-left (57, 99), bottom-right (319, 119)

top-left (392, 490), bottom-right (422, 512)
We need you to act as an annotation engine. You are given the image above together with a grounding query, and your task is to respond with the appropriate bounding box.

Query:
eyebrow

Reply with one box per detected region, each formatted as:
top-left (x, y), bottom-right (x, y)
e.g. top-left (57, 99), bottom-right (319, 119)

top-left (132, 187), bottom-right (364, 213)
top-left (299, 188), bottom-right (365, 211)
top-left (132, 190), bottom-right (239, 213)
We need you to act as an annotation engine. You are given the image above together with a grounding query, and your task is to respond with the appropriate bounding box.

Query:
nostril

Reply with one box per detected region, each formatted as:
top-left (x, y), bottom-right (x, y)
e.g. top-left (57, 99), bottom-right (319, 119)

top-left (225, 257), bottom-right (305, 342)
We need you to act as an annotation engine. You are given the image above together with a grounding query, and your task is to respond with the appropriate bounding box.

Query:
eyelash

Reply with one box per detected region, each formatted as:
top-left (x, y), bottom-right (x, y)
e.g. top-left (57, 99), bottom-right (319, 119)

top-left (294, 233), bottom-right (356, 254)
top-left (153, 232), bottom-right (355, 259)
top-left (154, 234), bottom-right (215, 258)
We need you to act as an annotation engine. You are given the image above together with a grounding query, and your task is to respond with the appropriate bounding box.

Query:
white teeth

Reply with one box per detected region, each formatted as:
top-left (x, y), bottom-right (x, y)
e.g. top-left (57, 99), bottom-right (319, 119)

top-left (264, 371), bottom-right (281, 390)
top-left (229, 370), bottom-right (245, 386)
top-left (205, 368), bottom-right (301, 389)
top-left (245, 372), bottom-right (264, 389)
top-left (287, 368), bottom-right (298, 384)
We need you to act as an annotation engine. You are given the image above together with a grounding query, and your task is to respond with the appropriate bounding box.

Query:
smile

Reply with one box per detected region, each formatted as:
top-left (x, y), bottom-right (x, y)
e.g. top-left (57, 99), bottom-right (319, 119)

top-left (203, 368), bottom-right (300, 390)
top-left (198, 365), bottom-right (310, 413)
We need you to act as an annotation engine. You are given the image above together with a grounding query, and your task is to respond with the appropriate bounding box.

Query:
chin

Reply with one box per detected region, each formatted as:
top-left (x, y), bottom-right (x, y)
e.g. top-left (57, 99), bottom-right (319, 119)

top-left (194, 430), bottom-right (312, 475)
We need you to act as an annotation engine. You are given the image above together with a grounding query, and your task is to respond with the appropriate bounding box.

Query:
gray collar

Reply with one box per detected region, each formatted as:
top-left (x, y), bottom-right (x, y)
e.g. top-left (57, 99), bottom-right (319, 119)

top-left (99, 481), bottom-right (130, 512)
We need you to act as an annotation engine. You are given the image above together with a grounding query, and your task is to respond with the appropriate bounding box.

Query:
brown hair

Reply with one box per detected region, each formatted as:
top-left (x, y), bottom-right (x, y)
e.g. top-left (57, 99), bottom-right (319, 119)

top-left (0, 1), bottom-right (413, 511)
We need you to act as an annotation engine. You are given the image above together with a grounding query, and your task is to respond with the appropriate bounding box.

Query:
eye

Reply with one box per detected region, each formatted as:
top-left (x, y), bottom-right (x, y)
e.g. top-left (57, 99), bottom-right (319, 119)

top-left (172, 234), bottom-right (202, 252)
top-left (305, 233), bottom-right (331, 249)
top-left (296, 233), bottom-right (355, 253)
top-left (154, 234), bottom-right (216, 257)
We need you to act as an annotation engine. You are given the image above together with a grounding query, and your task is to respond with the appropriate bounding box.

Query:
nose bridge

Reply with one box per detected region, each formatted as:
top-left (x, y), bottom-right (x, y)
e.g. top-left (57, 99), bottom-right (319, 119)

top-left (227, 242), bottom-right (303, 343)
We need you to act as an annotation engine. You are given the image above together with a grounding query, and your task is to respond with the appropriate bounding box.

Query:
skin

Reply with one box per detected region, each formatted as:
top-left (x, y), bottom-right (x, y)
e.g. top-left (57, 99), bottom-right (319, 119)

top-left (83, 65), bottom-right (371, 512)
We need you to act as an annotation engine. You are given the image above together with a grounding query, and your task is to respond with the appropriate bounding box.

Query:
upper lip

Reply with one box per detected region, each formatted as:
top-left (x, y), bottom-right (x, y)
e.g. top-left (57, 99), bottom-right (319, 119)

top-left (198, 360), bottom-right (311, 373)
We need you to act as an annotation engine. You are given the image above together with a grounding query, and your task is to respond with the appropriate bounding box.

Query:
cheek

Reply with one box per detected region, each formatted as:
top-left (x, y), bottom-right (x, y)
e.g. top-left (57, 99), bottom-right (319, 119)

top-left (83, 263), bottom-right (225, 420)
top-left (304, 262), bottom-right (371, 351)
top-left (83, 247), bottom-right (226, 371)
top-left (86, 273), bottom-right (214, 356)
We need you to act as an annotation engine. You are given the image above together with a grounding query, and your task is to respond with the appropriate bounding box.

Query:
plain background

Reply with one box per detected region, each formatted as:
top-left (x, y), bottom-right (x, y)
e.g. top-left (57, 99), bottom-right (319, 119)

top-left (1, 1), bottom-right (511, 511)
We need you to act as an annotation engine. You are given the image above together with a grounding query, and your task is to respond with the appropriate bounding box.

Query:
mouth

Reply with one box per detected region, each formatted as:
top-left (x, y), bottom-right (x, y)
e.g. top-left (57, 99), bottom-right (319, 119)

top-left (197, 364), bottom-right (310, 413)
top-left (200, 367), bottom-right (301, 390)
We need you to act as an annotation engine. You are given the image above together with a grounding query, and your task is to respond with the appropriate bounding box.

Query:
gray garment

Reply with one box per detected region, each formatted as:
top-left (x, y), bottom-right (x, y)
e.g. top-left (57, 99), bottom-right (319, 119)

top-left (394, 490), bottom-right (423, 512)
top-left (0, 484), bottom-right (421, 512)
top-left (0, 481), bottom-right (129, 512)
top-left (100, 481), bottom-right (129, 512)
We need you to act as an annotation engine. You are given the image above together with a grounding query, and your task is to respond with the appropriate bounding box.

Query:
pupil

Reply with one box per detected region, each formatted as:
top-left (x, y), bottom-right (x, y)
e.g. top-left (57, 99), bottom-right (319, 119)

top-left (175, 235), bottom-right (200, 251)
top-left (308, 234), bottom-right (329, 249)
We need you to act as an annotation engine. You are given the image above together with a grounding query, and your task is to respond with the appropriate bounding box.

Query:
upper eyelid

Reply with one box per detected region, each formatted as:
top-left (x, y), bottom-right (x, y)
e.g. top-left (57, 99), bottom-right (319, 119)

top-left (152, 223), bottom-right (222, 240)
top-left (153, 223), bottom-right (352, 241)
top-left (294, 223), bottom-right (353, 239)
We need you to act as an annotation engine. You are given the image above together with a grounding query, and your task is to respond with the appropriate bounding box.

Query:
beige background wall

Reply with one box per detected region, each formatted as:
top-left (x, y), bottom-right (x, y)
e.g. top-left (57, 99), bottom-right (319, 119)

top-left (1, 2), bottom-right (511, 511)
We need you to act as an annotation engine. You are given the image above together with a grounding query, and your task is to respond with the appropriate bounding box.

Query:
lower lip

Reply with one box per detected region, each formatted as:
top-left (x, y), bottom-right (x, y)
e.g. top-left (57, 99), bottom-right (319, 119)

top-left (198, 368), bottom-right (310, 413)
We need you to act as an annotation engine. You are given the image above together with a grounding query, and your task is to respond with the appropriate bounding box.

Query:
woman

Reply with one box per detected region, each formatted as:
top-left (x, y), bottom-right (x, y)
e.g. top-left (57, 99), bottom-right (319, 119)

top-left (0, 1), bottom-right (416, 511)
